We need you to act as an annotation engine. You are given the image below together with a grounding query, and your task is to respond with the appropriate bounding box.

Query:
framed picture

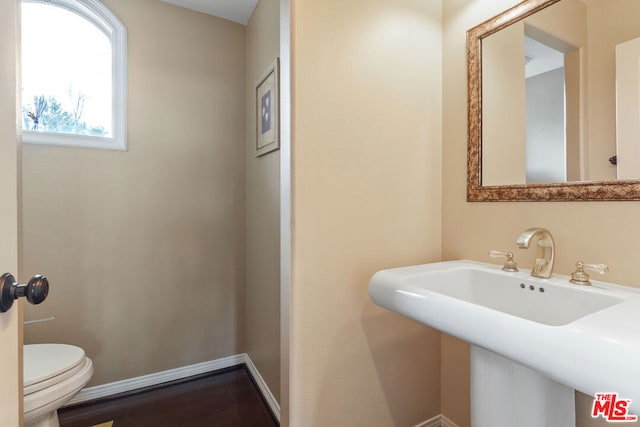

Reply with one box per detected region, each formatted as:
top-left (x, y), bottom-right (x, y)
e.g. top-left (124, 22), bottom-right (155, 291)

top-left (255, 58), bottom-right (280, 157)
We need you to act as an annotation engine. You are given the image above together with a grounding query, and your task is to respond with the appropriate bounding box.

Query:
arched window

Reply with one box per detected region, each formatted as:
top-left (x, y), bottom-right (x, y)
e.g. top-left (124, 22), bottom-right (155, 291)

top-left (21, 0), bottom-right (127, 150)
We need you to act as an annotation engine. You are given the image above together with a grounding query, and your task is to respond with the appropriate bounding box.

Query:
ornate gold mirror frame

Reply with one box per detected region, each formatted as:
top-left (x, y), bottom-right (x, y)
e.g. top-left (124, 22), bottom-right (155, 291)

top-left (467, 0), bottom-right (640, 201)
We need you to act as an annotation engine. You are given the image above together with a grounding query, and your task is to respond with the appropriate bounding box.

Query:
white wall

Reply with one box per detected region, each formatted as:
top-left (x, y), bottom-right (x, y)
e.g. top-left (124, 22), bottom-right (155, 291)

top-left (526, 68), bottom-right (566, 183)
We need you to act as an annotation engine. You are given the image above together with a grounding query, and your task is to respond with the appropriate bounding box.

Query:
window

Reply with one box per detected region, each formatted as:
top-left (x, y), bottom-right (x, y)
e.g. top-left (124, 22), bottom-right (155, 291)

top-left (21, 0), bottom-right (127, 150)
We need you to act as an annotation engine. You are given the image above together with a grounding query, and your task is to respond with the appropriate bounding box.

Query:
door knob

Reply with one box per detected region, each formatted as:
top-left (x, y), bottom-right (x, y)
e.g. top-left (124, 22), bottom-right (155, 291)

top-left (0, 273), bottom-right (49, 313)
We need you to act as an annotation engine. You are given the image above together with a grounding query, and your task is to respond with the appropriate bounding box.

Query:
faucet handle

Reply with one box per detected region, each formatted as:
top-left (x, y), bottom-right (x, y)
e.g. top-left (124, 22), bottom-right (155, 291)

top-left (489, 250), bottom-right (519, 272)
top-left (582, 262), bottom-right (609, 274)
top-left (569, 261), bottom-right (609, 286)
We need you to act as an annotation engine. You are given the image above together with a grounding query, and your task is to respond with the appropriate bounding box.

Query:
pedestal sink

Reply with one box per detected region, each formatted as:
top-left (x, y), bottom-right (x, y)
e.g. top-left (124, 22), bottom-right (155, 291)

top-left (369, 260), bottom-right (640, 425)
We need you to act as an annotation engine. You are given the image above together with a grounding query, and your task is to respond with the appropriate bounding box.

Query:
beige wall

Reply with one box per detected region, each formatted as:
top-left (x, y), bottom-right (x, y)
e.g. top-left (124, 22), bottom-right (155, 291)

top-left (482, 22), bottom-right (526, 186)
top-left (586, 0), bottom-right (640, 181)
top-left (443, 0), bottom-right (640, 425)
top-left (244, 0), bottom-right (281, 403)
top-left (527, 0), bottom-right (587, 48)
top-left (289, 0), bottom-right (443, 425)
top-left (21, 0), bottom-right (246, 386)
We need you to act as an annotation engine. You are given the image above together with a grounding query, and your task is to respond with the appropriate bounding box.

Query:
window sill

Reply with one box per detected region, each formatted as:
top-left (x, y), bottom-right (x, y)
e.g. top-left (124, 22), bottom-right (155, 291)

top-left (22, 131), bottom-right (127, 151)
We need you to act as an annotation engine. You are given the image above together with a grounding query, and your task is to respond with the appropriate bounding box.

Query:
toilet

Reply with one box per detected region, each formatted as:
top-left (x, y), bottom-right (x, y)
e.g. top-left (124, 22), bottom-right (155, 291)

top-left (24, 344), bottom-right (93, 427)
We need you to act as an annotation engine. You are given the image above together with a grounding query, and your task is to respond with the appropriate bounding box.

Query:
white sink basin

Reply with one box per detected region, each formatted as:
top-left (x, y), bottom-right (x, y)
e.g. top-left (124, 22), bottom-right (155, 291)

top-left (408, 266), bottom-right (623, 326)
top-left (369, 260), bottom-right (640, 412)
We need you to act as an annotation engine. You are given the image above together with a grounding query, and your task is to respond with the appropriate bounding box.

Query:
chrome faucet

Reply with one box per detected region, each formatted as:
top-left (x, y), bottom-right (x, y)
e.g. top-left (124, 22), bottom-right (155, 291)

top-left (516, 227), bottom-right (555, 279)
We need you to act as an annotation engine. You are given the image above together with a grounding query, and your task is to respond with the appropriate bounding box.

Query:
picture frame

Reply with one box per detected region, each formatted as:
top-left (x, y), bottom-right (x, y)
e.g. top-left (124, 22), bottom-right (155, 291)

top-left (255, 58), bottom-right (280, 157)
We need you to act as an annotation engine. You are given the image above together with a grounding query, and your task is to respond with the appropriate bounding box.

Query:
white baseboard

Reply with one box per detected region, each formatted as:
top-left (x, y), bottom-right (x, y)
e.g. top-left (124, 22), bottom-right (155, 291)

top-left (414, 414), bottom-right (442, 427)
top-left (414, 414), bottom-right (460, 427)
top-left (66, 353), bottom-right (280, 422)
top-left (243, 355), bottom-right (281, 422)
top-left (440, 415), bottom-right (460, 427)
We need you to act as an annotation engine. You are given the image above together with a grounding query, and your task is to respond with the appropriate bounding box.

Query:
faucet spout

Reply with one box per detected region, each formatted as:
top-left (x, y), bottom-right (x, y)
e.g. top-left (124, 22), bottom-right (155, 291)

top-left (516, 227), bottom-right (555, 278)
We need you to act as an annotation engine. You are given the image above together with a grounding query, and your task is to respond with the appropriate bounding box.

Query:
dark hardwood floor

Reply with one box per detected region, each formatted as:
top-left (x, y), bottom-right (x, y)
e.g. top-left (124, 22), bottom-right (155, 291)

top-left (59, 365), bottom-right (278, 427)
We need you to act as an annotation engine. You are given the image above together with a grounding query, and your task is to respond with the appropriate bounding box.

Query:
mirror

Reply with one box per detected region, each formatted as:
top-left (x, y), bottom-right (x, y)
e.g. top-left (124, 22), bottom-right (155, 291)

top-left (467, 0), bottom-right (640, 201)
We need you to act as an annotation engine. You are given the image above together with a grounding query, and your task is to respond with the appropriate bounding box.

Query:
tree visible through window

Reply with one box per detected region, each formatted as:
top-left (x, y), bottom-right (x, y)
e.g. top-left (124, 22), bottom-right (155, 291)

top-left (21, 0), bottom-right (127, 150)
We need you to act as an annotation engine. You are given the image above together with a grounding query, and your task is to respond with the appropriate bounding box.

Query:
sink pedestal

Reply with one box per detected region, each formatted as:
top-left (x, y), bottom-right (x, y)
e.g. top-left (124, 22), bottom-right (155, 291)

top-left (471, 346), bottom-right (575, 427)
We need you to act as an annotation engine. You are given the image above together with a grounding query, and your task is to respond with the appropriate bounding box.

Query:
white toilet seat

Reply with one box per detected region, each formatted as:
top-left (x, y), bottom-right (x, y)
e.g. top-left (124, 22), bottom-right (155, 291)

top-left (25, 344), bottom-right (87, 395)
top-left (24, 344), bottom-right (94, 427)
top-left (25, 357), bottom-right (89, 396)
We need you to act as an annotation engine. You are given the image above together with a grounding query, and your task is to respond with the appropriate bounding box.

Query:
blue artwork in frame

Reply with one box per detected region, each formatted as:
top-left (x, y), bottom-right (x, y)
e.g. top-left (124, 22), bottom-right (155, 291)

top-left (261, 90), bottom-right (272, 134)
top-left (255, 59), bottom-right (279, 156)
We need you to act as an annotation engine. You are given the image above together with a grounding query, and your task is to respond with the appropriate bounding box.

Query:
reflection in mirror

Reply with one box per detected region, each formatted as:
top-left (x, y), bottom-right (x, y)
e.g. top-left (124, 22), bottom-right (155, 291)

top-left (616, 36), bottom-right (640, 180)
top-left (525, 32), bottom-right (569, 183)
top-left (467, 0), bottom-right (640, 201)
top-left (482, 0), bottom-right (586, 186)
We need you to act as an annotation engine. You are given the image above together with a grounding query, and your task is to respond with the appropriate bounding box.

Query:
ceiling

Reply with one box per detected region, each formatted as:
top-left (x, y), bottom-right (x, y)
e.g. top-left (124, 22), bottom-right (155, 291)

top-left (524, 36), bottom-right (564, 78)
top-left (159, 0), bottom-right (259, 25)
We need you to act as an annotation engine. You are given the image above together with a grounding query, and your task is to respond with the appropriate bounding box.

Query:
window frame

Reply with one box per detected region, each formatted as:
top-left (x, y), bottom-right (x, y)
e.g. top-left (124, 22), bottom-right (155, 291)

top-left (21, 0), bottom-right (127, 151)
